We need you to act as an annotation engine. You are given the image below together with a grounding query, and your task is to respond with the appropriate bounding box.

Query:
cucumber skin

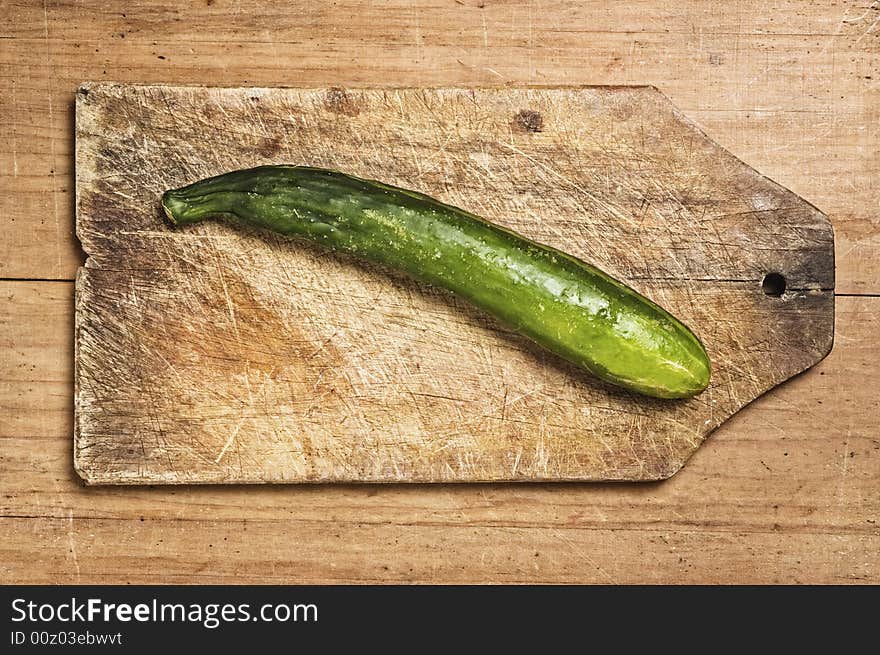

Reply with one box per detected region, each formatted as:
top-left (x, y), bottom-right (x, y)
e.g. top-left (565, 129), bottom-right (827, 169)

top-left (162, 166), bottom-right (710, 399)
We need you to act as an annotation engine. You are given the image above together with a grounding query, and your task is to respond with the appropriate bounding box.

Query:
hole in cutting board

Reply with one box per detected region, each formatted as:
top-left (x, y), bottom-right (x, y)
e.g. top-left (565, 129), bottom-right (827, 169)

top-left (761, 272), bottom-right (786, 297)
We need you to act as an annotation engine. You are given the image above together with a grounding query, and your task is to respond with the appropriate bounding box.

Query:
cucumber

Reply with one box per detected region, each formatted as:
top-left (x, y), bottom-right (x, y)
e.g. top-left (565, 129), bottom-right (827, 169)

top-left (162, 166), bottom-right (710, 398)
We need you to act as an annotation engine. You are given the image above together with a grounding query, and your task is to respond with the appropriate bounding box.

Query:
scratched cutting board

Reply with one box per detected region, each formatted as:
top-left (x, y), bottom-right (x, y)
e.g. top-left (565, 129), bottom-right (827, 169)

top-left (74, 84), bottom-right (834, 484)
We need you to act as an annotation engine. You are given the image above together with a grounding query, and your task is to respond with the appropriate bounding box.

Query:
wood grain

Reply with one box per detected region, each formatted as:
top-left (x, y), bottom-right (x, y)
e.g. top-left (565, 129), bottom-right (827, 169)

top-left (1, 1), bottom-right (876, 292)
top-left (1, 0), bottom-right (876, 582)
top-left (73, 84), bottom-right (832, 483)
top-left (2, 282), bottom-right (878, 583)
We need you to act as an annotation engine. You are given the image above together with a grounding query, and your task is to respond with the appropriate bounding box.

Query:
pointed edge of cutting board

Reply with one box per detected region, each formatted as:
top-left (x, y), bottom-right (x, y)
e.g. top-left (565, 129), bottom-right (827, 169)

top-left (639, 87), bottom-right (836, 480)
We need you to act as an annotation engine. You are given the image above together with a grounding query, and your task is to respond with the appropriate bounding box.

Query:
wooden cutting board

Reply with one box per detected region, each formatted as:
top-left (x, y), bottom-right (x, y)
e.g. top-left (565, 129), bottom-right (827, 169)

top-left (74, 84), bottom-right (834, 484)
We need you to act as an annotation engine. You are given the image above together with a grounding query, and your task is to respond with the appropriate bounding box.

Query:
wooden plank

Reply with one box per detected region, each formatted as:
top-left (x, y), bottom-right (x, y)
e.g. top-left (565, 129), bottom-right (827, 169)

top-left (2, 517), bottom-right (877, 584)
top-left (73, 83), bottom-right (832, 483)
top-left (0, 281), bottom-right (71, 439)
top-left (9, 0), bottom-right (874, 41)
top-left (2, 282), bottom-right (877, 582)
top-left (1, 1), bottom-right (877, 291)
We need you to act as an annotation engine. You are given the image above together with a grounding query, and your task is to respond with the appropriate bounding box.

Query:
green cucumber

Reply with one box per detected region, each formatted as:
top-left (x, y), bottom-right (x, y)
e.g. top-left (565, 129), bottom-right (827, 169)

top-left (162, 166), bottom-right (710, 398)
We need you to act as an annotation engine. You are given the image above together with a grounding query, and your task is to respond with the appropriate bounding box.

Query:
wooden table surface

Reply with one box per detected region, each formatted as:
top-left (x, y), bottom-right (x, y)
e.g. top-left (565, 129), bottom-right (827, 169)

top-left (2, 1), bottom-right (877, 584)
